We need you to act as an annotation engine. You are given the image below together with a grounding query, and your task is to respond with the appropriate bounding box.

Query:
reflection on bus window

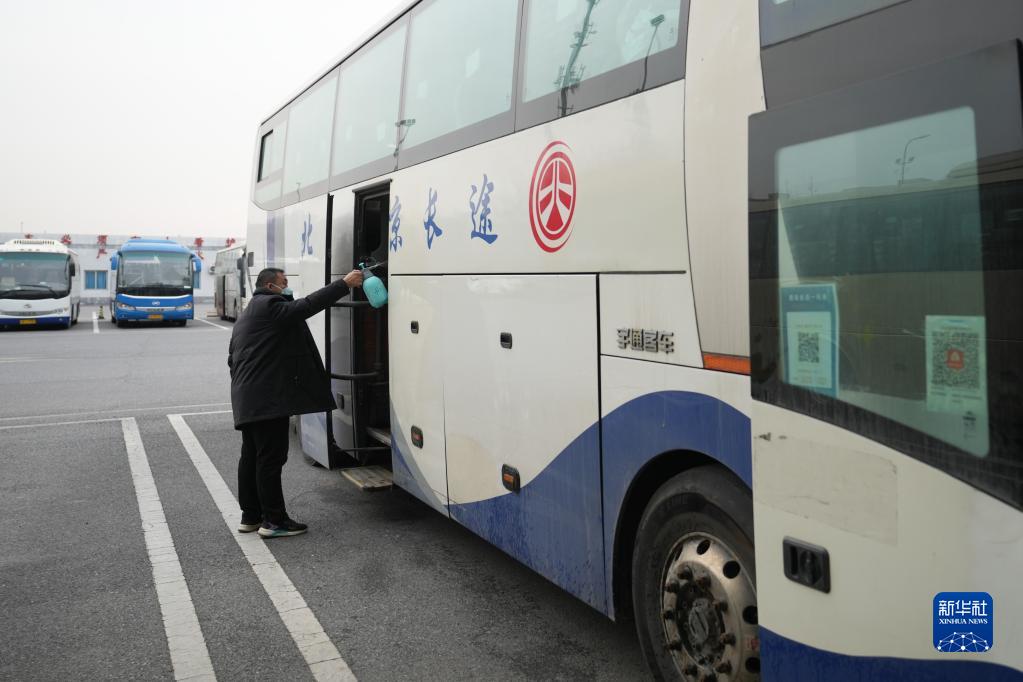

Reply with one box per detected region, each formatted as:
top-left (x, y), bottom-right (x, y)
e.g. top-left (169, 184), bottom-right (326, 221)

top-left (401, 0), bottom-right (518, 149)
top-left (775, 106), bottom-right (988, 455)
top-left (0, 253), bottom-right (70, 297)
top-left (118, 252), bottom-right (193, 294)
top-left (332, 24), bottom-right (407, 176)
top-left (522, 0), bottom-right (682, 102)
top-left (283, 75), bottom-right (338, 198)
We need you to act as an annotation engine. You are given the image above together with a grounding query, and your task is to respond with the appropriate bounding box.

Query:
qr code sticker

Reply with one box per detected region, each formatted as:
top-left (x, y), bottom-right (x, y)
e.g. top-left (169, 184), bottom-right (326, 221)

top-left (931, 330), bottom-right (981, 390)
top-left (798, 331), bottom-right (820, 364)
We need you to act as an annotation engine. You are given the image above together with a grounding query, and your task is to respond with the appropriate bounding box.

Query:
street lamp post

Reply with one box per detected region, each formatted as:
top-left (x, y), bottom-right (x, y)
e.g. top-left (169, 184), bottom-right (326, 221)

top-left (897, 134), bottom-right (931, 185)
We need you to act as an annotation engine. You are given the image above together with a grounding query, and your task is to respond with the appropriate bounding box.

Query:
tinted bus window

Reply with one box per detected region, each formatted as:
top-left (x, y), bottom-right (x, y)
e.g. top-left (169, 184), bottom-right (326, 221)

top-left (775, 107), bottom-right (988, 455)
top-left (332, 22), bottom-right (407, 180)
top-left (255, 120), bottom-right (287, 207)
top-left (400, 0), bottom-right (518, 150)
top-left (283, 73), bottom-right (338, 201)
top-left (522, 0), bottom-right (683, 102)
top-left (759, 0), bottom-right (907, 46)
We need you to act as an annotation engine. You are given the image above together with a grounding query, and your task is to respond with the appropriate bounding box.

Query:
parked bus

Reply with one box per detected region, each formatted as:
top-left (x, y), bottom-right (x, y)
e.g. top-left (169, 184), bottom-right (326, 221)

top-left (212, 242), bottom-right (250, 321)
top-left (0, 238), bottom-right (81, 329)
top-left (108, 238), bottom-right (201, 327)
top-left (245, 1), bottom-right (1022, 679)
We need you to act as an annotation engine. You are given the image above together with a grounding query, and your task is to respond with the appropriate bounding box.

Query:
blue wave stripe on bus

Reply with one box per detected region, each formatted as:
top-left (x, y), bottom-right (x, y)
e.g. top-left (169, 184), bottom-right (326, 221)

top-left (600, 390), bottom-right (752, 618)
top-left (448, 424), bottom-right (606, 613)
top-left (761, 628), bottom-right (1023, 681)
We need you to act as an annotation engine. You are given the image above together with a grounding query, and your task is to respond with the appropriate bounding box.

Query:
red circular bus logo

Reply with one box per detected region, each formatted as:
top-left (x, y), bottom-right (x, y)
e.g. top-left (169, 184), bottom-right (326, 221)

top-left (529, 141), bottom-right (577, 252)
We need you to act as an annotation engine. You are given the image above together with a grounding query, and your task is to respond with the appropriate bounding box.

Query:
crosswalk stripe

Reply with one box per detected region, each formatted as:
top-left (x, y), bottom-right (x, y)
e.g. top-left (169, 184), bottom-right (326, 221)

top-left (121, 417), bottom-right (216, 681)
top-left (168, 413), bottom-right (356, 682)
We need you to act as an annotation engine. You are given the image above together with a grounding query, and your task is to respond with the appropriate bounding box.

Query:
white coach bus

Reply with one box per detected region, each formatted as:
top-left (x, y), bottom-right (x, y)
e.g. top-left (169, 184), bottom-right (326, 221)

top-left (0, 239), bottom-right (81, 329)
top-left (246, 1), bottom-right (1023, 679)
top-left (212, 242), bottom-right (250, 321)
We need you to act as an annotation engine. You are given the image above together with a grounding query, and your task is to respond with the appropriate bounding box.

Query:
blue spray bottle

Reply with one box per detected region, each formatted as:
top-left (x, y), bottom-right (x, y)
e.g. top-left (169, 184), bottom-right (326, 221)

top-left (359, 262), bottom-right (388, 308)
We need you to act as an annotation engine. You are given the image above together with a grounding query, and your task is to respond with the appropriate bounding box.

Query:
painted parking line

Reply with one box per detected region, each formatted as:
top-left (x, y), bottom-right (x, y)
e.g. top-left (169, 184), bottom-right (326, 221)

top-left (122, 417), bottom-right (216, 681)
top-left (195, 318), bottom-right (229, 331)
top-left (168, 413), bottom-right (356, 682)
top-left (0, 401), bottom-right (231, 424)
top-left (92, 311), bottom-right (100, 334)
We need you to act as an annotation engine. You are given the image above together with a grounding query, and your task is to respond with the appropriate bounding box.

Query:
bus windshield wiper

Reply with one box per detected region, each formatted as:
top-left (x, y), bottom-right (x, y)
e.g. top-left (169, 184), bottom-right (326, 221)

top-left (11, 283), bottom-right (61, 297)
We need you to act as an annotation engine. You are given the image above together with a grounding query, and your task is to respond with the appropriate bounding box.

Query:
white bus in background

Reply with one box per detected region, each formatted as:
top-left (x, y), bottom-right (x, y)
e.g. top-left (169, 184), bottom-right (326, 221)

top-left (0, 239), bottom-right (81, 329)
top-left (246, 0), bottom-right (1023, 679)
top-left (212, 242), bottom-right (250, 321)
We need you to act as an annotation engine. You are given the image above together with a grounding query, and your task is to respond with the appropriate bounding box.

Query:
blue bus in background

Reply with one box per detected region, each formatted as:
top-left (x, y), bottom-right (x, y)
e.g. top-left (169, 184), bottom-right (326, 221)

top-left (109, 239), bottom-right (201, 327)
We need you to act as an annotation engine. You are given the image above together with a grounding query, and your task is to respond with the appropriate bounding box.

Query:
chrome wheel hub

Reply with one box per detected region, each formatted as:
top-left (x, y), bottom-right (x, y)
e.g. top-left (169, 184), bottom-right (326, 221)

top-left (661, 533), bottom-right (759, 680)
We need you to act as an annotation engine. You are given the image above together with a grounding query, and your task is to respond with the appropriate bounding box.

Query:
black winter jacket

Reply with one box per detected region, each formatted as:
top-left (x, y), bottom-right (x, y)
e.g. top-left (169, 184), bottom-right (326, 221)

top-left (228, 280), bottom-right (350, 429)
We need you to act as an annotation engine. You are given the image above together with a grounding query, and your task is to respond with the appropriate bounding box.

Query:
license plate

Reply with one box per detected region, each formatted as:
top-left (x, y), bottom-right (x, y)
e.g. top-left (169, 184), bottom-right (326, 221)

top-left (148, 314), bottom-right (163, 320)
top-left (19, 319), bottom-right (36, 325)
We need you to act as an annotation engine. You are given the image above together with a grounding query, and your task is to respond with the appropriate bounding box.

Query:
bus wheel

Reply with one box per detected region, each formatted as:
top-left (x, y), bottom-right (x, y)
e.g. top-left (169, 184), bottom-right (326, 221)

top-left (632, 467), bottom-right (759, 681)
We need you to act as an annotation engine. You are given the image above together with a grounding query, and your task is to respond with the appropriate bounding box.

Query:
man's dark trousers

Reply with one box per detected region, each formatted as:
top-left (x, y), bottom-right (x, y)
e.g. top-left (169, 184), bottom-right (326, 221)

top-left (238, 416), bottom-right (291, 524)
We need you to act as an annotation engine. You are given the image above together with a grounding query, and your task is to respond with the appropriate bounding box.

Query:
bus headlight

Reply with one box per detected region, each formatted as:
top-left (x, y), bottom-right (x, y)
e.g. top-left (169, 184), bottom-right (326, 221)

top-left (117, 302), bottom-right (136, 311)
top-left (176, 302), bottom-right (193, 310)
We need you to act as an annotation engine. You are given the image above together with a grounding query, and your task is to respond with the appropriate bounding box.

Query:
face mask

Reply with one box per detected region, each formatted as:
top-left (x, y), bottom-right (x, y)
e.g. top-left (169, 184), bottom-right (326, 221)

top-left (270, 283), bottom-right (293, 297)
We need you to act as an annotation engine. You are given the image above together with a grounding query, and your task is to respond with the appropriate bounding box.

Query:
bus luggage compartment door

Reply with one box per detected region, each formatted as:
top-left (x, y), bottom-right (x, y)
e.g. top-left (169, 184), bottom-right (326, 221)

top-left (388, 275), bottom-right (448, 513)
top-left (442, 274), bottom-right (605, 611)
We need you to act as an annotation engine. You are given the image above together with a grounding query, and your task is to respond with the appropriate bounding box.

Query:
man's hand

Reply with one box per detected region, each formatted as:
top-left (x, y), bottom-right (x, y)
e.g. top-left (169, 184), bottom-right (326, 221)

top-left (343, 270), bottom-right (364, 288)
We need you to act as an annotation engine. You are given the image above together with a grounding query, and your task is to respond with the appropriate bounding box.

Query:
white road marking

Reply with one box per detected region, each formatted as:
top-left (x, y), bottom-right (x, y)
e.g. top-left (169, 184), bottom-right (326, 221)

top-left (168, 414), bottom-right (356, 682)
top-left (173, 410), bottom-right (232, 417)
top-left (195, 318), bottom-right (229, 331)
top-left (121, 417), bottom-right (217, 682)
top-left (92, 311), bottom-right (100, 334)
top-left (0, 417), bottom-right (123, 431)
top-left (0, 402), bottom-right (231, 423)
top-left (0, 358), bottom-right (46, 364)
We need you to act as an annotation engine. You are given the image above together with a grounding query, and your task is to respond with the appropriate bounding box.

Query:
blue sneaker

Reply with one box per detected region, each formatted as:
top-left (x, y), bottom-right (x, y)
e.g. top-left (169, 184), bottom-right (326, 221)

top-left (258, 518), bottom-right (308, 538)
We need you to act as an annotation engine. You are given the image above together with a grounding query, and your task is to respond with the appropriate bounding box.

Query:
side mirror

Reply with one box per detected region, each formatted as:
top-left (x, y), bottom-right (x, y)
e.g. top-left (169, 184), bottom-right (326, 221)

top-left (193, 257), bottom-right (203, 274)
top-left (209, 265), bottom-right (216, 275)
top-left (110, 254), bottom-right (119, 271)
top-left (246, 251), bottom-right (255, 268)
top-left (69, 261), bottom-right (77, 276)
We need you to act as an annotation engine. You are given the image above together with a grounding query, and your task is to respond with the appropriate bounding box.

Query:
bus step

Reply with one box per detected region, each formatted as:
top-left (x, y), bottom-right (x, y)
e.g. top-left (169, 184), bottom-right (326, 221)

top-left (340, 465), bottom-right (393, 492)
top-left (365, 426), bottom-right (392, 447)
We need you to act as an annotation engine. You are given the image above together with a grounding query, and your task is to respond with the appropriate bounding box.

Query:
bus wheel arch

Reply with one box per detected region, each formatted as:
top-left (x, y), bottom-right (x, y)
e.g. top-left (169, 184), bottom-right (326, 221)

top-left (616, 457), bottom-right (758, 679)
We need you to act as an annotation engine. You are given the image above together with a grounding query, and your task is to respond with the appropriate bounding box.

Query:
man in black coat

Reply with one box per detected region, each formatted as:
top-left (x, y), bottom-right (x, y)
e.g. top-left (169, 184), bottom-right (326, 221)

top-left (228, 266), bottom-right (363, 538)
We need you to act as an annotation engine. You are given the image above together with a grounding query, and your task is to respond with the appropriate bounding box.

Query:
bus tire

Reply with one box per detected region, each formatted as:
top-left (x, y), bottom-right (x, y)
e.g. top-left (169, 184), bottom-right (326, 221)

top-left (632, 466), bottom-right (759, 681)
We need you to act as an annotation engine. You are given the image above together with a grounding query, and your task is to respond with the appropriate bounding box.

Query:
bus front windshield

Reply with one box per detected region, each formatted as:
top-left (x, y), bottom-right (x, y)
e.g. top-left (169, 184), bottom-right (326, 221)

top-left (0, 252), bottom-right (71, 299)
top-left (118, 251), bottom-right (192, 295)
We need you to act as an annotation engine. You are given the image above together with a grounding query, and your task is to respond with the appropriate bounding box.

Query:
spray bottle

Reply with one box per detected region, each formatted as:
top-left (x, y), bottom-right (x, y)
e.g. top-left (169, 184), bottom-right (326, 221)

top-left (359, 261), bottom-right (388, 308)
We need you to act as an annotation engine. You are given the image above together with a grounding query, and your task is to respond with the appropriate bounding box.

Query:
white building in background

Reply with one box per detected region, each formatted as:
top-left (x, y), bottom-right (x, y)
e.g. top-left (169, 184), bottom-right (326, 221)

top-left (0, 232), bottom-right (239, 303)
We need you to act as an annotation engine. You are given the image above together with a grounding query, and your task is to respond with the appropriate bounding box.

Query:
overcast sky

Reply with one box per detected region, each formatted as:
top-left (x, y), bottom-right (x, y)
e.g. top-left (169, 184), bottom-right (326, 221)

top-left (0, 0), bottom-right (407, 239)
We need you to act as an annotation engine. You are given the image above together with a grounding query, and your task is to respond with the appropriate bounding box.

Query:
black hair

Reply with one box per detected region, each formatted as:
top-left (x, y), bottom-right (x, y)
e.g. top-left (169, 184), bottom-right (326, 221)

top-left (256, 267), bottom-right (285, 289)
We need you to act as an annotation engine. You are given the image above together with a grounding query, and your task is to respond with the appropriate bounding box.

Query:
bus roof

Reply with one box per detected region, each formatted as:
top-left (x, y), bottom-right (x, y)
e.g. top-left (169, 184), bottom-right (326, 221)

top-left (1, 239), bottom-right (74, 255)
top-left (119, 238), bottom-right (195, 255)
top-left (260, 1), bottom-right (417, 126)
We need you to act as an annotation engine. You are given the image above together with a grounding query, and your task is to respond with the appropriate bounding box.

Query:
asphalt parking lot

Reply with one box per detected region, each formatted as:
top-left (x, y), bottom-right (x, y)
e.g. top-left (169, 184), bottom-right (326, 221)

top-left (0, 306), bottom-right (647, 681)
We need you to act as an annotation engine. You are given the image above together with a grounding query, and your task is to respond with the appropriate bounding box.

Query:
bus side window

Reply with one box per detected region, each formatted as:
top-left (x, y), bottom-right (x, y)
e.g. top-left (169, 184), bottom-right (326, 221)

top-left (399, 0), bottom-right (519, 155)
top-left (283, 72), bottom-right (339, 203)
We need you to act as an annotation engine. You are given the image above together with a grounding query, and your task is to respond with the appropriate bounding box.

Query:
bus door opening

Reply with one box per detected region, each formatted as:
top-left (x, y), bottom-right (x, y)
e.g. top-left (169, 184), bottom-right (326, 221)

top-left (351, 186), bottom-right (391, 463)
